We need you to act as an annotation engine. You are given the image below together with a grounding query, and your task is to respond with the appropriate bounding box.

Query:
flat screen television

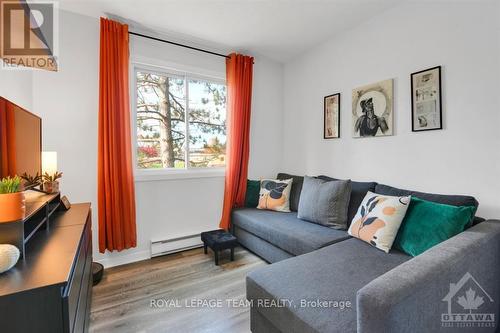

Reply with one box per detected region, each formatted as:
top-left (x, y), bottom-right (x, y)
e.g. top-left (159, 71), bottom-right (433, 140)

top-left (0, 97), bottom-right (42, 188)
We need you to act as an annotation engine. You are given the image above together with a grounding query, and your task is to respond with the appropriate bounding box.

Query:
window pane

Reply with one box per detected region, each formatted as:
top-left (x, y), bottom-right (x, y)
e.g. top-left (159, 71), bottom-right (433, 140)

top-left (188, 79), bottom-right (227, 168)
top-left (136, 71), bottom-right (186, 169)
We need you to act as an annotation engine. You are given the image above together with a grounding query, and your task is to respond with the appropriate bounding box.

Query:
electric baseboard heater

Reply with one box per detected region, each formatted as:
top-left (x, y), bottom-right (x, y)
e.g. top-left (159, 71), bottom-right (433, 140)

top-left (151, 233), bottom-right (203, 257)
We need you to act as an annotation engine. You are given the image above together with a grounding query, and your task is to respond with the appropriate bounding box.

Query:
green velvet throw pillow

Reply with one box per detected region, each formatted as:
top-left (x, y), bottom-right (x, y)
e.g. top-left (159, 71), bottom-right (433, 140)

top-left (245, 180), bottom-right (260, 208)
top-left (394, 197), bottom-right (476, 256)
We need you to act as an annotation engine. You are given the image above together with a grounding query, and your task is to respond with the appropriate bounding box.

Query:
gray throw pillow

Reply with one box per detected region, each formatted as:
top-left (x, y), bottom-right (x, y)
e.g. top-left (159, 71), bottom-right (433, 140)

top-left (297, 176), bottom-right (352, 229)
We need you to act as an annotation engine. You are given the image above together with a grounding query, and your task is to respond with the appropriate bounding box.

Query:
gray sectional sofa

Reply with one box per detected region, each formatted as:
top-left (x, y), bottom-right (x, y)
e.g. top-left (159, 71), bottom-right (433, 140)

top-left (232, 174), bottom-right (500, 333)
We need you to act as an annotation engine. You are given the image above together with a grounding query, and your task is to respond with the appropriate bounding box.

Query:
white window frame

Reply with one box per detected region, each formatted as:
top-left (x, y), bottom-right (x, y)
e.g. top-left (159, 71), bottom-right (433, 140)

top-left (131, 62), bottom-right (226, 181)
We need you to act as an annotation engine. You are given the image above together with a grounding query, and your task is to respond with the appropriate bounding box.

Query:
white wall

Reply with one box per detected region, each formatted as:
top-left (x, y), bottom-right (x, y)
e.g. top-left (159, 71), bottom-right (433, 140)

top-left (0, 70), bottom-right (33, 110)
top-left (30, 10), bottom-right (283, 267)
top-left (249, 57), bottom-right (284, 179)
top-left (283, 2), bottom-right (500, 218)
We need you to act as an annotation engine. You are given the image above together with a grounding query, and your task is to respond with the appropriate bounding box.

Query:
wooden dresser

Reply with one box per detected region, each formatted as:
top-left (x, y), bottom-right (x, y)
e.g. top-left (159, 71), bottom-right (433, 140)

top-left (0, 203), bottom-right (93, 333)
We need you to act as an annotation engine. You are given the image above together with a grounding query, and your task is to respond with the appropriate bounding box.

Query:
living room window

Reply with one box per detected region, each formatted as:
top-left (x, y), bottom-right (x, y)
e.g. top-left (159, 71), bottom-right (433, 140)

top-left (133, 66), bottom-right (226, 177)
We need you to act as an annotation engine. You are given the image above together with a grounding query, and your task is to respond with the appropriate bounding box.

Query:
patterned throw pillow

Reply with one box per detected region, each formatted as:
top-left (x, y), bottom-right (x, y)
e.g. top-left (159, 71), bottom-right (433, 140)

top-left (348, 191), bottom-right (411, 253)
top-left (257, 178), bottom-right (293, 212)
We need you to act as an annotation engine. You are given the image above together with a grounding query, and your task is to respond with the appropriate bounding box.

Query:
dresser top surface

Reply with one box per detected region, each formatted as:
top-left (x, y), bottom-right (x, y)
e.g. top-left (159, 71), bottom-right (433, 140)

top-left (0, 203), bottom-right (91, 296)
top-left (23, 191), bottom-right (60, 220)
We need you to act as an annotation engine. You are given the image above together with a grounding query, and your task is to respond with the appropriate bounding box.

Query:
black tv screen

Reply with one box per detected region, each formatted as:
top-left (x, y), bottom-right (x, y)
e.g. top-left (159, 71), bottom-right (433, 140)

top-left (0, 97), bottom-right (42, 187)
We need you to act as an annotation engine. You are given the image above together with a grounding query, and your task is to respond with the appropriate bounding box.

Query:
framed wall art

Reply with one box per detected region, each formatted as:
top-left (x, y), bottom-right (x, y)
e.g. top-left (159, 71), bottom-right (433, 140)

top-left (352, 79), bottom-right (393, 138)
top-left (411, 66), bottom-right (442, 132)
top-left (324, 93), bottom-right (340, 139)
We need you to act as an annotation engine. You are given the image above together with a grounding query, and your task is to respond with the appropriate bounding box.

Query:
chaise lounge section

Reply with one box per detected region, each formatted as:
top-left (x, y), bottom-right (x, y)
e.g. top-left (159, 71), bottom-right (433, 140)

top-left (237, 174), bottom-right (500, 332)
top-left (247, 238), bottom-right (411, 332)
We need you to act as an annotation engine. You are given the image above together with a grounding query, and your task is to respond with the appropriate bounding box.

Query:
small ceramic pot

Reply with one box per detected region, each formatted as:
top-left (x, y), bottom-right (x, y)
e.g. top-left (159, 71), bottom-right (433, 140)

top-left (43, 181), bottom-right (59, 194)
top-left (0, 244), bottom-right (20, 273)
top-left (0, 192), bottom-right (26, 223)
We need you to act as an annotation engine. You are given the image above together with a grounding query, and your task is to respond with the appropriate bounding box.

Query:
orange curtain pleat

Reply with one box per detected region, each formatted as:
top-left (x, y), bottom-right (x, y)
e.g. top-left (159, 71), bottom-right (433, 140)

top-left (219, 53), bottom-right (254, 230)
top-left (0, 99), bottom-right (17, 178)
top-left (98, 18), bottom-right (136, 253)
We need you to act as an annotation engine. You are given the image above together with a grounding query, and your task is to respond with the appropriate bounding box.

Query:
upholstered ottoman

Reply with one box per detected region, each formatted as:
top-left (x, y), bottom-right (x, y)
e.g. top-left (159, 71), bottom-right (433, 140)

top-left (201, 229), bottom-right (238, 265)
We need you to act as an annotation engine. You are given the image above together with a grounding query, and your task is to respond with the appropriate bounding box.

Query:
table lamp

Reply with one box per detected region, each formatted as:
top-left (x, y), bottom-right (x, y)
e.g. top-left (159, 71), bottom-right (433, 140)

top-left (42, 151), bottom-right (57, 176)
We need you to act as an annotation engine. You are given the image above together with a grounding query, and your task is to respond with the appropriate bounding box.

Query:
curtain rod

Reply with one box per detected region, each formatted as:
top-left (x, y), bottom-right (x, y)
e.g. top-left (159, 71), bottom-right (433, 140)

top-left (129, 31), bottom-right (230, 60)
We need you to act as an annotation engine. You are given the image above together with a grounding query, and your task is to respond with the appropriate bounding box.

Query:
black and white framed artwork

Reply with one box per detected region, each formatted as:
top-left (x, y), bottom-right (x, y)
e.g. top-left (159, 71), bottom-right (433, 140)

top-left (411, 66), bottom-right (442, 132)
top-left (352, 79), bottom-right (393, 138)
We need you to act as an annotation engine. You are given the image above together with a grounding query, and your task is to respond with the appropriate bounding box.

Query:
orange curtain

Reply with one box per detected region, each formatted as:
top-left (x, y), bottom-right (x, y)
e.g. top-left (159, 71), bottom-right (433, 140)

top-left (98, 18), bottom-right (136, 253)
top-left (219, 53), bottom-right (254, 230)
top-left (0, 99), bottom-right (17, 178)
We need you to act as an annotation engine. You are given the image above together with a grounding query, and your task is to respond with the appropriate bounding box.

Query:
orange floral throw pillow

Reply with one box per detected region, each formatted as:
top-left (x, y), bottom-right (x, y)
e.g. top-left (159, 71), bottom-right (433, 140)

top-left (257, 179), bottom-right (293, 212)
top-left (348, 191), bottom-right (411, 253)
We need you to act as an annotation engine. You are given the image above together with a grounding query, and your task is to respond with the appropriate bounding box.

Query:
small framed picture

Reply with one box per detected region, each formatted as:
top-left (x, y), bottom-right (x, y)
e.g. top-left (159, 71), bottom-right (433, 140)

top-left (411, 66), bottom-right (442, 131)
top-left (60, 195), bottom-right (71, 210)
top-left (324, 93), bottom-right (340, 139)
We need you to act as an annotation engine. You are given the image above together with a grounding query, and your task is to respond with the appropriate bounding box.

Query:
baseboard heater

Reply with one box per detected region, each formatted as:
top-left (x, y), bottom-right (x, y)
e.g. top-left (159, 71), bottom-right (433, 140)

top-left (151, 233), bottom-right (203, 257)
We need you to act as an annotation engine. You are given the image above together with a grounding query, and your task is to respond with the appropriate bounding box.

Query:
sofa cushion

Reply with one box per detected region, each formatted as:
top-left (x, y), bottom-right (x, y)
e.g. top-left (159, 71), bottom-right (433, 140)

top-left (317, 175), bottom-right (377, 224)
top-left (348, 191), bottom-right (411, 253)
top-left (297, 176), bottom-right (351, 229)
top-left (247, 238), bottom-right (410, 333)
top-left (245, 179), bottom-right (260, 208)
top-left (257, 178), bottom-right (293, 212)
top-left (394, 197), bottom-right (476, 256)
top-left (374, 183), bottom-right (478, 226)
top-left (234, 227), bottom-right (293, 263)
top-left (232, 208), bottom-right (349, 256)
top-left (277, 173), bottom-right (304, 212)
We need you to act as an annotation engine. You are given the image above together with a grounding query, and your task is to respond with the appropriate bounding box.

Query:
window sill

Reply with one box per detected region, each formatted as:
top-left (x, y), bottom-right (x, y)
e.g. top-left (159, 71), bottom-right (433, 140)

top-left (134, 168), bottom-right (225, 182)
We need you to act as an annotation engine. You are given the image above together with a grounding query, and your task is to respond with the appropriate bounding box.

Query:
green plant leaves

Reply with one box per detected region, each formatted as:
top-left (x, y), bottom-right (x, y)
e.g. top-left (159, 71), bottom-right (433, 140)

top-left (0, 176), bottom-right (21, 194)
top-left (21, 172), bottom-right (42, 186)
top-left (42, 171), bottom-right (63, 182)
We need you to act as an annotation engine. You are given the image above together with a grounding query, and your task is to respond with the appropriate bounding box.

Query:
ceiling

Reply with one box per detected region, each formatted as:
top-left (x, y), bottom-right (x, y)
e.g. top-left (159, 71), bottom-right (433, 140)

top-left (52, 0), bottom-right (402, 63)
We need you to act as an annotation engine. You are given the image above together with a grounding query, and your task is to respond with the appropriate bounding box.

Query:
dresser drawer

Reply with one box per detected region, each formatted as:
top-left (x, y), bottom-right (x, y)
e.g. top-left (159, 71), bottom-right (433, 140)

top-left (73, 249), bottom-right (92, 333)
top-left (83, 269), bottom-right (93, 333)
top-left (63, 220), bottom-right (91, 333)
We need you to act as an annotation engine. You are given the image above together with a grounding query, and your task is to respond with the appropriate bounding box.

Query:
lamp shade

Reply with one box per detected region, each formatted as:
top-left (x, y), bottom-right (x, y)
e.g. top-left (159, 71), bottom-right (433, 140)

top-left (42, 151), bottom-right (57, 176)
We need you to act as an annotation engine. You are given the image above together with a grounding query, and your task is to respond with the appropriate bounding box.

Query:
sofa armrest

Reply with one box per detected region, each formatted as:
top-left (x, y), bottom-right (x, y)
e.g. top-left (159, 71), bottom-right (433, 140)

top-left (357, 220), bottom-right (500, 333)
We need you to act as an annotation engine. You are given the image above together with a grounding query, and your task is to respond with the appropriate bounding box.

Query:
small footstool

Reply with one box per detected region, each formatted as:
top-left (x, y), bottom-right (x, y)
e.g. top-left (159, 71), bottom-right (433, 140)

top-left (200, 229), bottom-right (238, 265)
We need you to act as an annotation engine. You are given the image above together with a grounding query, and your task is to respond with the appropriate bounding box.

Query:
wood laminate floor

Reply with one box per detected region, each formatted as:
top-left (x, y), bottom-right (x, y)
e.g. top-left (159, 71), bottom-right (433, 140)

top-left (89, 247), bottom-right (266, 333)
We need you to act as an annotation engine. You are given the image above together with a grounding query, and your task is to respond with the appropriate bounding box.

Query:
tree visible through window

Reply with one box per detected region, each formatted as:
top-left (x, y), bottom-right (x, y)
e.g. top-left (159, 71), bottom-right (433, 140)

top-left (135, 69), bottom-right (226, 169)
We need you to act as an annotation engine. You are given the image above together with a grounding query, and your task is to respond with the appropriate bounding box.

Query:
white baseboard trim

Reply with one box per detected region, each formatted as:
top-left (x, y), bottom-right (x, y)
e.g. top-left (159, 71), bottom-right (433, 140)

top-left (95, 249), bottom-right (151, 269)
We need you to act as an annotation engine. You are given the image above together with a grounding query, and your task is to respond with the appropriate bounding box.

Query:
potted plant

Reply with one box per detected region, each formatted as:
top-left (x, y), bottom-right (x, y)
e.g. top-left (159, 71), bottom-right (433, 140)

top-left (42, 171), bottom-right (63, 194)
top-left (0, 176), bottom-right (25, 223)
top-left (20, 172), bottom-right (42, 189)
